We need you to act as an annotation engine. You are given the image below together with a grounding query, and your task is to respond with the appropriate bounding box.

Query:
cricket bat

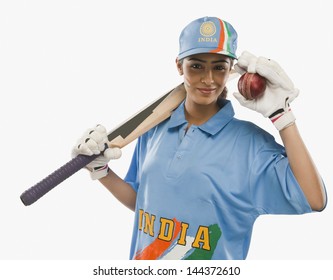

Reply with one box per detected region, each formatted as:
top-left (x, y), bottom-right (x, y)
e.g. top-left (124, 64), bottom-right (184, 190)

top-left (20, 70), bottom-right (239, 206)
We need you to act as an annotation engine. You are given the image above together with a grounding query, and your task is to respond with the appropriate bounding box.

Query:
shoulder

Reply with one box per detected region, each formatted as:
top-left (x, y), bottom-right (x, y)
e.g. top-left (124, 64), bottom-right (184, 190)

top-left (230, 117), bottom-right (270, 136)
top-left (137, 117), bottom-right (170, 145)
top-left (227, 117), bottom-right (281, 149)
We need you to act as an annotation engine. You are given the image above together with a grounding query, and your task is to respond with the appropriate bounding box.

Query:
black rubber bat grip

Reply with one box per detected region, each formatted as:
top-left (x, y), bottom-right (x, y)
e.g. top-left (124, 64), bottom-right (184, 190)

top-left (20, 154), bottom-right (98, 206)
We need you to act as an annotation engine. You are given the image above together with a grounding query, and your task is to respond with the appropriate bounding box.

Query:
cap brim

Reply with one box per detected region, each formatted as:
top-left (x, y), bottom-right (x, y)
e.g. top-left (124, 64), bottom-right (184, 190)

top-left (178, 48), bottom-right (237, 60)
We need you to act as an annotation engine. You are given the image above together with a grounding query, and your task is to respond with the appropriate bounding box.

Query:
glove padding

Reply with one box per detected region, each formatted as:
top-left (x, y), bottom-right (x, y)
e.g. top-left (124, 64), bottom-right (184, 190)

top-left (233, 51), bottom-right (298, 130)
top-left (72, 124), bottom-right (121, 180)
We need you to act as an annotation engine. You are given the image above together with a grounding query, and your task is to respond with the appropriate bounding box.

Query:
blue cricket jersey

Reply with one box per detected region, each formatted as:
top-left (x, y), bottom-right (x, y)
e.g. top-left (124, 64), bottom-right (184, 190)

top-left (124, 99), bottom-right (312, 260)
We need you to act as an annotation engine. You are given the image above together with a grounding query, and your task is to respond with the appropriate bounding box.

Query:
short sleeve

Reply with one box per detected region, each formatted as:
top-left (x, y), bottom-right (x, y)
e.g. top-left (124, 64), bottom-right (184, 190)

top-left (249, 147), bottom-right (312, 215)
top-left (124, 138), bottom-right (141, 192)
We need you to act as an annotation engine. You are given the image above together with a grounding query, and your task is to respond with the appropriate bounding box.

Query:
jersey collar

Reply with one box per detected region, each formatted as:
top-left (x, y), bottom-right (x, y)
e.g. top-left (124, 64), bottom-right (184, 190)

top-left (168, 99), bottom-right (235, 136)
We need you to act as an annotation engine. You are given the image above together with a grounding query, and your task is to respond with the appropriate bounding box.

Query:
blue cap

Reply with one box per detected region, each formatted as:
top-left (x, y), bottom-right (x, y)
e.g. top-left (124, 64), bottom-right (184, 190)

top-left (178, 16), bottom-right (238, 60)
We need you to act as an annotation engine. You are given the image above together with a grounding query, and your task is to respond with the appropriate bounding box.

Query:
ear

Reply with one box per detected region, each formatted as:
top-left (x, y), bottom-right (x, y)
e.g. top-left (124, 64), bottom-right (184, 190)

top-left (175, 58), bottom-right (183, 75)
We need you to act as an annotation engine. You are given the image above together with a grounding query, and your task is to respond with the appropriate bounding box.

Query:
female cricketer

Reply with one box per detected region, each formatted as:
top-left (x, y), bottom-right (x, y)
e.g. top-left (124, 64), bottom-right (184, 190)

top-left (72, 16), bottom-right (327, 259)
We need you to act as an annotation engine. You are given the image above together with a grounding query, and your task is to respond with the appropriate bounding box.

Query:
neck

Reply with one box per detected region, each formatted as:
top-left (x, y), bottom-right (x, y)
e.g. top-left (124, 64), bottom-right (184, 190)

top-left (184, 99), bottom-right (219, 126)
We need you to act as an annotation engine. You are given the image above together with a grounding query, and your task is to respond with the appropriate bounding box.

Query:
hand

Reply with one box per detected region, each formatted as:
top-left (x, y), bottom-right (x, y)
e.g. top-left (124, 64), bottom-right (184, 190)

top-left (233, 51), bottom-right (298, 130)
top-left (72, 124), bottom-right (121, 180)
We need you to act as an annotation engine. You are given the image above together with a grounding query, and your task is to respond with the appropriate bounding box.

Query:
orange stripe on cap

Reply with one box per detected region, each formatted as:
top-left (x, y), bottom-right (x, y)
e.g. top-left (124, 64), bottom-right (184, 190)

top-left (210, 18), bottom-right (225, 54)
top-left (134, 218), bottom-right (181, 260)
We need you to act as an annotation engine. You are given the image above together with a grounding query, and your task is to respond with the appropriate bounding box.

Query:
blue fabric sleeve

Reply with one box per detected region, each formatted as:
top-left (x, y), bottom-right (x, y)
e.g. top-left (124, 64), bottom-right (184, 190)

top-left (249, 147), bottom-right (312, 215)
top-left (124, 138), bottom-right (141, 193)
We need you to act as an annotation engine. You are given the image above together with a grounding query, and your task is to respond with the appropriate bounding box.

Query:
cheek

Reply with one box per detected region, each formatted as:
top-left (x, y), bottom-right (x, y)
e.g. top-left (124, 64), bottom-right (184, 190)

top-left (214, 73), bottom-right (229, 87)
top-left (183, 70), bottom-right (200, 86)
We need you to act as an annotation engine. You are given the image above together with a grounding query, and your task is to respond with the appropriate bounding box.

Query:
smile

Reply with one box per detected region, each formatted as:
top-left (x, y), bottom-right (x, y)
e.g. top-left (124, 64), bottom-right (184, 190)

top-left (197, 87), bottom-right (216, 94)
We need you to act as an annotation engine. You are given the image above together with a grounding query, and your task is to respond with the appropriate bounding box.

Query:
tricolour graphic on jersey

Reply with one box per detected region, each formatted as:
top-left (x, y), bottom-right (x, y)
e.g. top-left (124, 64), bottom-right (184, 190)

top-left (134, 218), bottom-right (182, 260)
top-left (134, 209), bottom-right (222, 260)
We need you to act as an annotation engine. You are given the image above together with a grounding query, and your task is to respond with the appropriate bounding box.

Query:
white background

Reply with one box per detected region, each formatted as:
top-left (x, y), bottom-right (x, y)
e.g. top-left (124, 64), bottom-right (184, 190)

top-left (1, 0), bottom-right (332, 261)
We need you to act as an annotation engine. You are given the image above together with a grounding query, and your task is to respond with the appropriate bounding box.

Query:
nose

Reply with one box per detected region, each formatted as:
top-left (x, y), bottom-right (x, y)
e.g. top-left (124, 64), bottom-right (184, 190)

top-left (201, 70), bottom-right (214, 85)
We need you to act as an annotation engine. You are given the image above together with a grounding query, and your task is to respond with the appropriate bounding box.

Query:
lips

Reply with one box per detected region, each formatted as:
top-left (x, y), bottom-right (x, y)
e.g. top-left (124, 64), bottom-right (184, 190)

top-left (197, 87), bottom-right (216, 94)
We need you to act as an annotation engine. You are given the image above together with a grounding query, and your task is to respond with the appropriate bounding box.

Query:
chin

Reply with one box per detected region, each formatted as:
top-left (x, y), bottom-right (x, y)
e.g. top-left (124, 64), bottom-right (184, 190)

top-left (193, 96), bottom-right (218, 106)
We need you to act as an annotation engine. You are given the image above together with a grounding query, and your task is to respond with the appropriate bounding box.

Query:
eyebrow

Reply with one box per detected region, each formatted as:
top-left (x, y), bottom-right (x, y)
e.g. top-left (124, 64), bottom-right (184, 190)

top-left (188, 57), bottom-right (230, 64)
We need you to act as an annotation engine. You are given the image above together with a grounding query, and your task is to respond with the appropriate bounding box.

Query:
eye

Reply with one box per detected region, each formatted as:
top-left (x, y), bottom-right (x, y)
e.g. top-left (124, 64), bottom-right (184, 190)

top-left (190, 63), bottom-right (203, 69)
top-left (214, 65), bottom-right (227, 71)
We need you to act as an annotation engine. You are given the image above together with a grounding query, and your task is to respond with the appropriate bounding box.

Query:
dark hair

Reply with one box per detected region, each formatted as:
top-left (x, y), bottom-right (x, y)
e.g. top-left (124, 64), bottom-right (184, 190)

top-left (221, 59), bottom-right (234, 99)
top-left (220, 86), bottom-right (228, 99)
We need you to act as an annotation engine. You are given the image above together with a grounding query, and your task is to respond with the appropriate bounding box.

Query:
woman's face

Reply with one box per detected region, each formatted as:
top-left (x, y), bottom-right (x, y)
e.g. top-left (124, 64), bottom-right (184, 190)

top-left (177, 53), bottom-right (232, 106)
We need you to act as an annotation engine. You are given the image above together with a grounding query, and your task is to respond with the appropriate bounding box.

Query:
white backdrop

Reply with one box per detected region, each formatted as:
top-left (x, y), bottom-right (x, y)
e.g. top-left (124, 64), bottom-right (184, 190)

top-left (1, 0), bottom-right (332, 260)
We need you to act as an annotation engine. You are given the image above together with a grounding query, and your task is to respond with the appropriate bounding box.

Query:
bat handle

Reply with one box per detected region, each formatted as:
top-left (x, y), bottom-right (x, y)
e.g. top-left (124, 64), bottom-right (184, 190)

top-left (20, 154), bottom-right (98, 206)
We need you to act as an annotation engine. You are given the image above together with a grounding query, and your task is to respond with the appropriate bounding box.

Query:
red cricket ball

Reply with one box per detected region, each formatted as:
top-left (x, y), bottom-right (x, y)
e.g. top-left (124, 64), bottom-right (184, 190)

top-left (237, 72), bottom-right (266, 100)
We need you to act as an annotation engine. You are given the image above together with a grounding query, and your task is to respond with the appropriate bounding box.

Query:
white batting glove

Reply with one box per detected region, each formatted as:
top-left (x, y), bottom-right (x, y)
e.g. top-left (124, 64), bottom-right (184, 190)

top-left (72, 124), bottom-right (122, 180)
top-left (233, 51), bottom-right (299, 130)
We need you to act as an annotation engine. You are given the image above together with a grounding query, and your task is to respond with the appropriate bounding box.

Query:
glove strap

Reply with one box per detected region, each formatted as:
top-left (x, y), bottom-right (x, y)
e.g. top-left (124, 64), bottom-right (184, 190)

top-left (90, 164), bottom-right (110, 180)
top-left (269, 109), bottom-right (296, 131)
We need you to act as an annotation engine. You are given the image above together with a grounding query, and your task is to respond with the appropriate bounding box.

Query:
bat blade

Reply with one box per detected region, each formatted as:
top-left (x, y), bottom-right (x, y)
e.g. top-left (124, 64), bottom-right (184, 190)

top-left (20, 84), bottom-right (186, 206)
top-left (109, 83), bottom-right (186, 148)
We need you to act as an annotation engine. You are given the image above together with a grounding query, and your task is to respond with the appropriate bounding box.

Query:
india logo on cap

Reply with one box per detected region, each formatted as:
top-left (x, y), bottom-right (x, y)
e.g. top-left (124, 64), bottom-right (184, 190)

top-left (200, 21), bottom-right (216, 37)
top-left (178, 16), bottom-right (238, 60)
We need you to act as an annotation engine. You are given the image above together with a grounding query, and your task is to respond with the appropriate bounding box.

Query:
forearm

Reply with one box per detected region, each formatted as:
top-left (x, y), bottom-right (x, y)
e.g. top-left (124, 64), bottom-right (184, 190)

top-left (279, 123), bottom-right (326, 211)
top-left (99, 169), bottom-right (137, 211)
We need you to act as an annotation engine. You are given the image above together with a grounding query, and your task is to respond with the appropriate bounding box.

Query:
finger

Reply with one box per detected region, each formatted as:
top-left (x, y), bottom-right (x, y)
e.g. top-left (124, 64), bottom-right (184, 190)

top-left (94, 124), bottom-right (107, 134)
top-left (237, 51), bottom-right (257, 71)
top-left (88, 130), bottom-right (104, 143)
top-left (88, 131), bottom-right (108, 151)
top-left (234, 64), bottom-right (246, 75)
top-left (88, 125), bottom-right (108, 151)
top-left (104, 147), bottom-right (122, 160)
top-left (247, 58), bottom-right (257, 73)
top-left (75, 142), bottom-right (94, 156)
top-left (233, 91), bottom-right (251, 106)
top-left (85, 139), bottom-right (100, 155)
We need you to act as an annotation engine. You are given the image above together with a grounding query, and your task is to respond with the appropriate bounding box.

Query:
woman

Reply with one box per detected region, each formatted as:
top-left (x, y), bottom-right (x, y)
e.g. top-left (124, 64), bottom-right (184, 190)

top-left (73, 16), bottom-right (326, 259)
